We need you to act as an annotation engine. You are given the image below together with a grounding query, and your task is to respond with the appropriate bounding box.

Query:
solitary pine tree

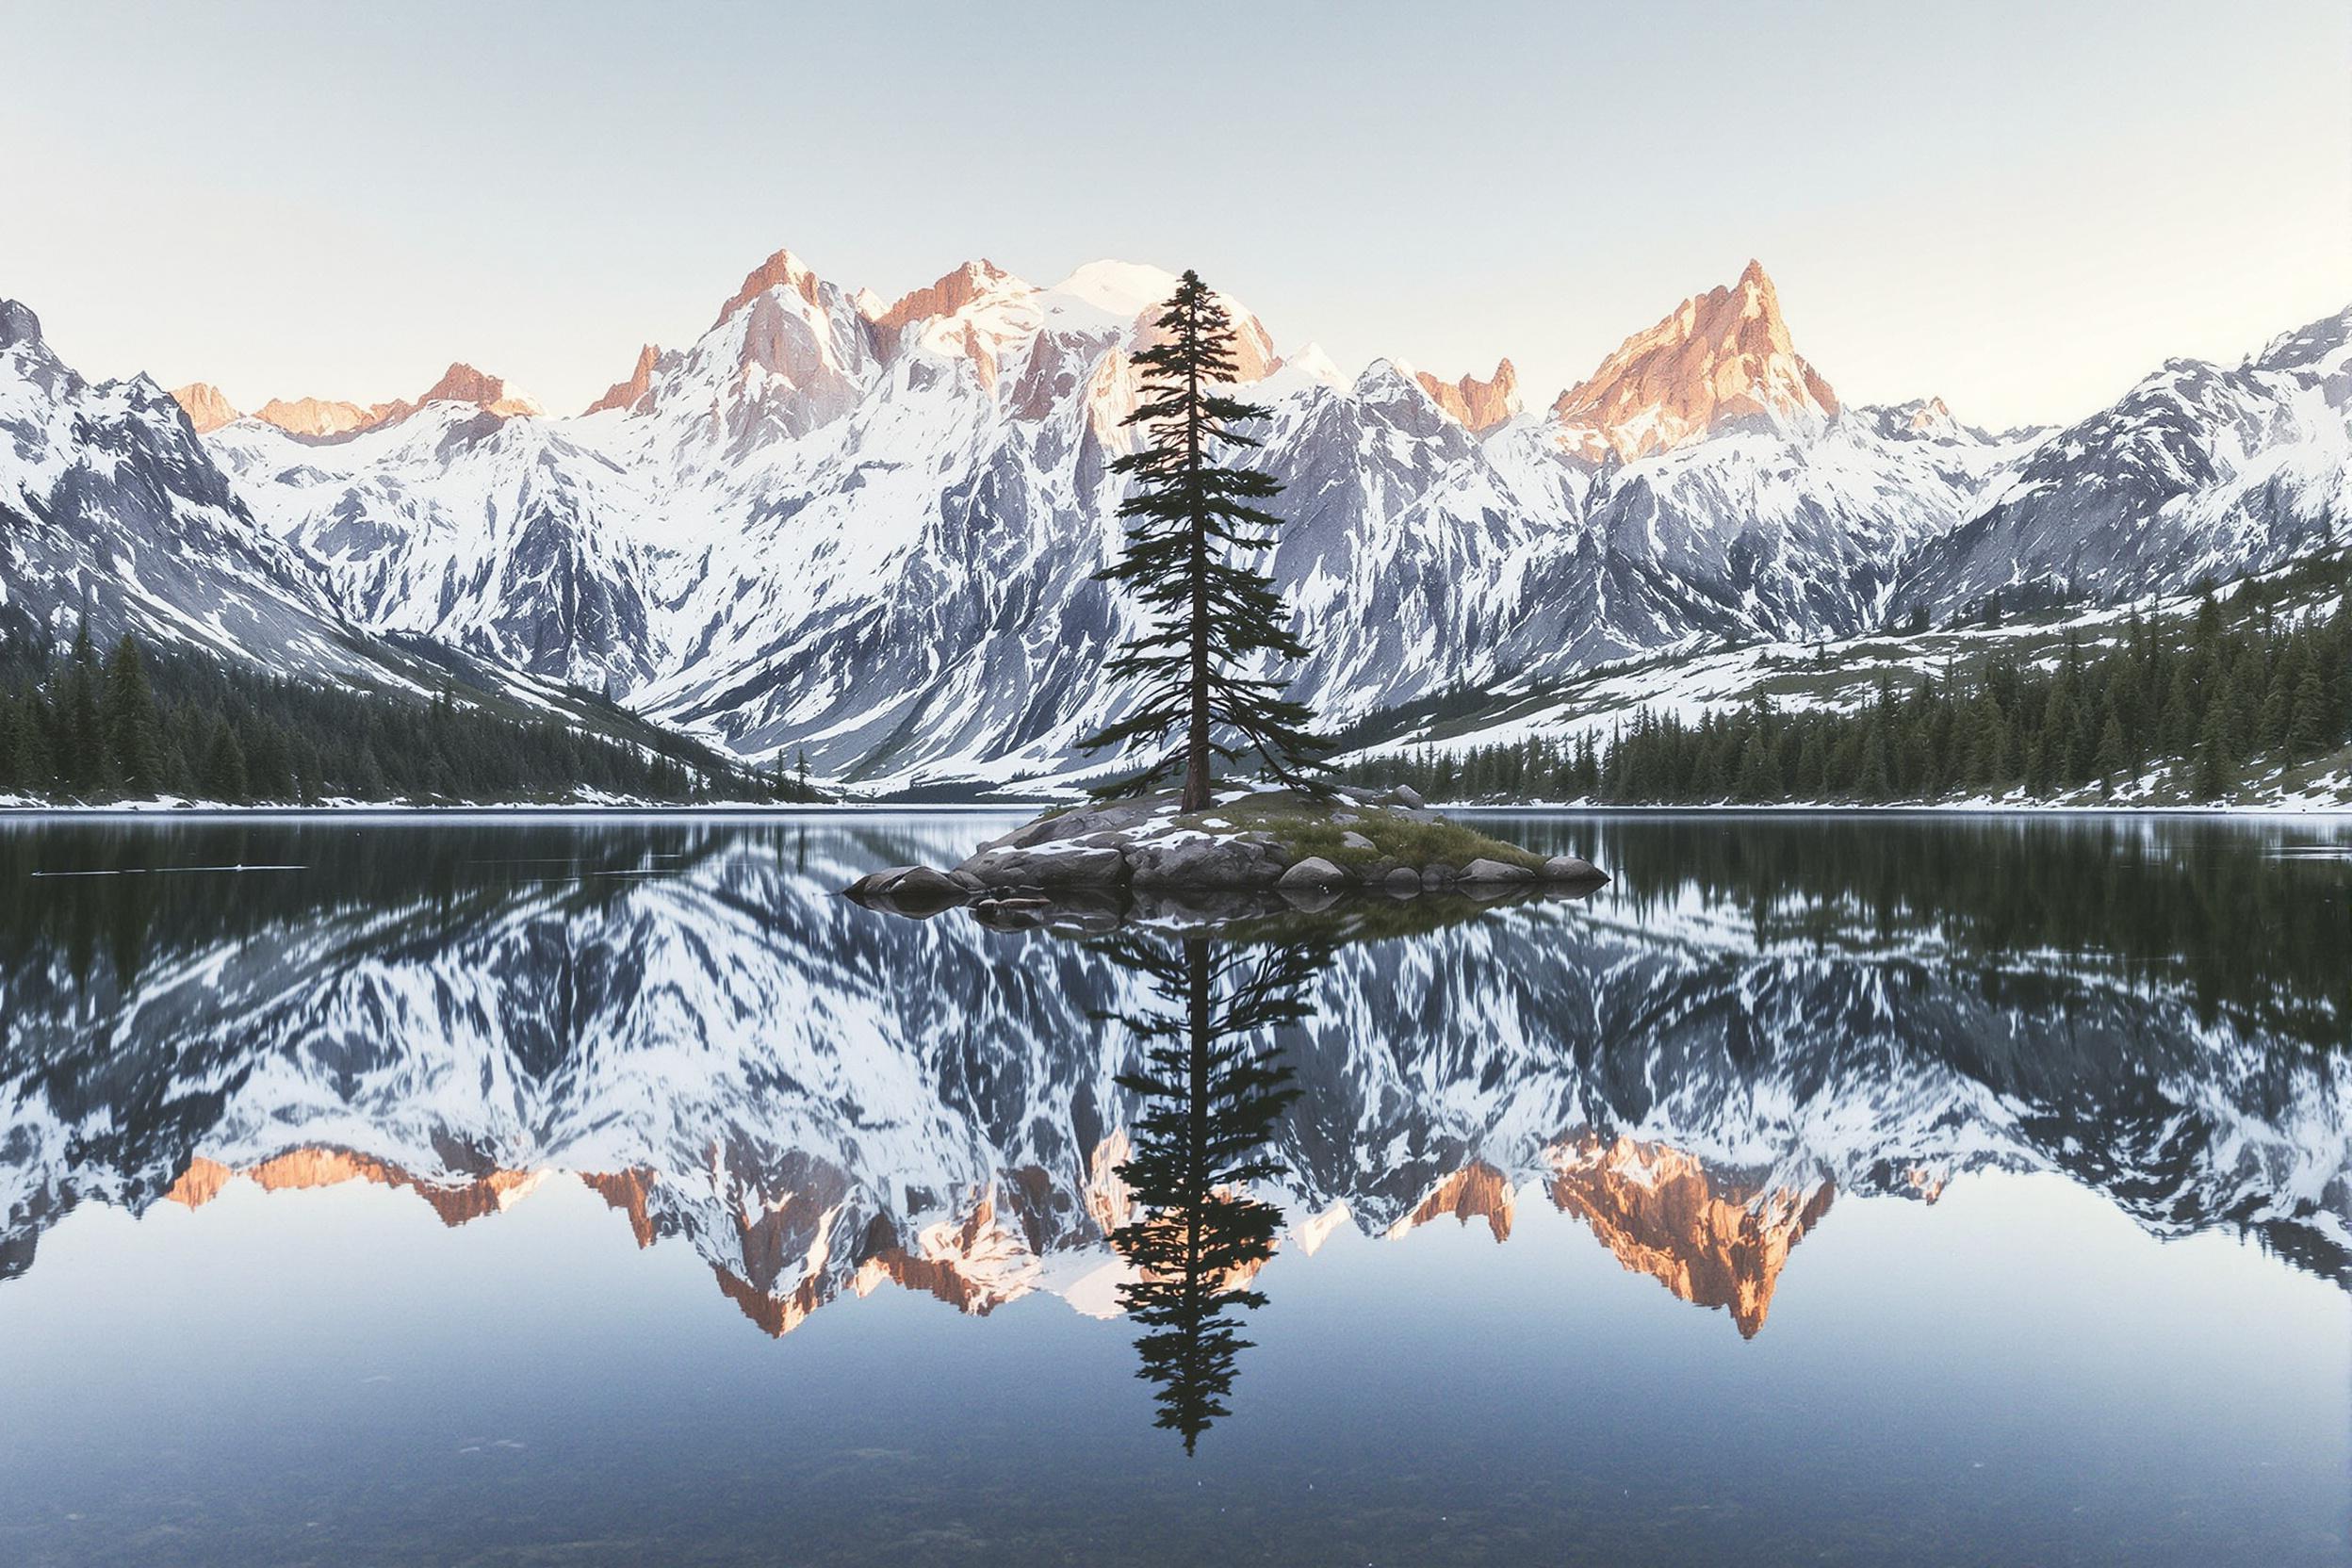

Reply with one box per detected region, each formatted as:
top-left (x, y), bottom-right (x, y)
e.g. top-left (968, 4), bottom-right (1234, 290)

top-left (1083, 270), bottom-right (1320, 810)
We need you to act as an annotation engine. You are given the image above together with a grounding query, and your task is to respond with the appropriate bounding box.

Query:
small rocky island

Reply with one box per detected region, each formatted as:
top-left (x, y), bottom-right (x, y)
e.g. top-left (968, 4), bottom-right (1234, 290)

top-left (845, 785), bottom-right (1606, 917)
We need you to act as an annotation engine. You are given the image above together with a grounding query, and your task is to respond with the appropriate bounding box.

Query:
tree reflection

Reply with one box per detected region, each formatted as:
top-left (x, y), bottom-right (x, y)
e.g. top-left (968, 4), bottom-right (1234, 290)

top-left (1095, 930), bottom-right (1319, 1452)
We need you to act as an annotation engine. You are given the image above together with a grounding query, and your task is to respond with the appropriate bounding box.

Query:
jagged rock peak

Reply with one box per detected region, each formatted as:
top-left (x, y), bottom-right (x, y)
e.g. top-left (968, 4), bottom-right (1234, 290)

top-left (243, 362), bottom-right (539, 439)
top-left (1905, 396), bottom-right (1956, 433)
top-left (253, 395), bottom-right (391, 437)
top-left (711, 246), bottom-right (825, 329)
top-left (584, 344), bottom-right (663, 416)
top-left (874, 259), bottom-right (1021, 334)
top-left (1414, 358), bottom-right (1520, 433)
top-left (170, 382), bottom-right (241, 433)
top-left (1550, 258), bottom-right (1840, 462)
top-left (416, 362), bottom-right (542, 417)
top-left (0, 299), bottom-right (43, 351)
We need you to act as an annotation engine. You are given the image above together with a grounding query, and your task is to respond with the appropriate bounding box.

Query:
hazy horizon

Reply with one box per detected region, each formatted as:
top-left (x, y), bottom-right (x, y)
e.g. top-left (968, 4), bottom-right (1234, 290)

top-left (5, 0), bottom-right (2346, 429)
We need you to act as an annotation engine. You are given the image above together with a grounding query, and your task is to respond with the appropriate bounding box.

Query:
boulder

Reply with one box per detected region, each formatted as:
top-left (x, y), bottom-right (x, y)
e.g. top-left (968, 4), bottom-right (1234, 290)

top-left (1542, 855), bottom-right (1608, 883)
top-left (1420, 863), bottom-right (1458, 888)
top-left (1279, 851), bottom-right (1354, 889)
top-left (842, 864), bottom-right (923, 899)
top-left (1338, 830), bottom-right (1374, 852)
top-left (959, 843), bottom-right (1127, 887)
top-left (1382, 866), bottom-right (1423, 895)
top-left (1461, 857), bottom-right (1535, 883)
top-left (1276, 856), bottom-right (1347, 890)
top-left (880, 865), bottom-right (969, 904)
top-left (1389, 785), bottom-right (1425, 808)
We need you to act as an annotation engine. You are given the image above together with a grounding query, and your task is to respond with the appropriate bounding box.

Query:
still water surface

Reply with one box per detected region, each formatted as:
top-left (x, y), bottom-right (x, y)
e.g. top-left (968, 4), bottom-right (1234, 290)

top-left (0, 811), bottom-right (2345, 1566)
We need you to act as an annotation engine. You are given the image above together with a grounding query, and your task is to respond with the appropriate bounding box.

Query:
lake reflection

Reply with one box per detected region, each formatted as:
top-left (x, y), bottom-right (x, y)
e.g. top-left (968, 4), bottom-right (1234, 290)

top-left (0, 811), bottom-right (2345, 1566)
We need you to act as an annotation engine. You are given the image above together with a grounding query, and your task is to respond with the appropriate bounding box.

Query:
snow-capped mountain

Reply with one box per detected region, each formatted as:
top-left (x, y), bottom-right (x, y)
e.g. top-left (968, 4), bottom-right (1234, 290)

top-left (1547, 258), bottom-right (1841, 462)
top-left (0, 300), bottom-right (380, 675)
top-left (2, 820), bottom-right (2343, 1339)
top-left (9, 244), bottom-right (2348, 790)
top-left (1893, 306), bottom-right (2352, 612)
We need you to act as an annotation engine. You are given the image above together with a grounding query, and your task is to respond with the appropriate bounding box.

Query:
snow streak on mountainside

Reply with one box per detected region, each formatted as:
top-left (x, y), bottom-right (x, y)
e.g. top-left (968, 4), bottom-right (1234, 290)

top-left (10, 245), bottom-right (2349, 790)
top-left (3, 819), bottom-right (2343, 1341)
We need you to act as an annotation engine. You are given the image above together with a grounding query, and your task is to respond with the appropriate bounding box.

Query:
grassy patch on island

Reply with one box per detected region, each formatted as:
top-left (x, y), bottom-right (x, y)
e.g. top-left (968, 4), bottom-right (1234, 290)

top-left (1176, 793), bottom-right (1547, 874)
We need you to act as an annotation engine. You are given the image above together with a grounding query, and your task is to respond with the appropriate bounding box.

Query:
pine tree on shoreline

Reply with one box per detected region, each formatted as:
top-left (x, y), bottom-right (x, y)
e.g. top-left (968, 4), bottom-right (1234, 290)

top-left (1082, 270), bottom-right (1322, 811)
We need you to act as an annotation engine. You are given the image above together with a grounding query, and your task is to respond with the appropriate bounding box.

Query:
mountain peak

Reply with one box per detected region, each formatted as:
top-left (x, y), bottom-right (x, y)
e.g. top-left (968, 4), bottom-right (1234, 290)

top-left (1551, 261), bottom-right (1839, 462)
top-left (711, 246), bottom-right (825, 330)
top-left (252, 395), bottom-right (391, 438)
top-left (0, 299), bottom-right (42, 351)
top-left (1907, 395), bottom-right (1955, 432)
top-left (1414, 358), bottom-right (1520, 433)
top-left (874, 258), bottom-right (1022, 335)
top-left (584, 344), bottom-right (664, 416)
top-left (416, 362), bottom-right (540, 416)
top-left (1048, 260), bottom-right (1182, 323)
top-left (240, 364), bottom-right (540, 439)
top-left (170, 382), bottom-right (241, 434)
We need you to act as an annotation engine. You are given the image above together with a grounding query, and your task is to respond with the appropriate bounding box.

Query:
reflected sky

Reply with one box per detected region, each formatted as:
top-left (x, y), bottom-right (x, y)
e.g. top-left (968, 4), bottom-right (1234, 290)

top-left (0, 811), bottom-right (2345, 1566)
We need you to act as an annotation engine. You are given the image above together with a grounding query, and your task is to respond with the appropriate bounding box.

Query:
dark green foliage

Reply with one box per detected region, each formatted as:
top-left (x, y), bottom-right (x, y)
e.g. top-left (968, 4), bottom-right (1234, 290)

top-left (102, 636), bottom-right (167, 794)
top-left (200, 715), bottom-right (249, 804)
top-left (1340, 555), bottom-right (2352, 807)
top-left (1083, 270), bottom-right (1322, 808)
top-left (0, 629), bottom-right (808, 806)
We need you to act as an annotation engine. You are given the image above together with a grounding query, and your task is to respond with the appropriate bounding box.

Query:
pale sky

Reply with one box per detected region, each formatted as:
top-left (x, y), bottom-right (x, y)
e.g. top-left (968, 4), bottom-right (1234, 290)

top-left (5, 0), bottom-right (2346, 431)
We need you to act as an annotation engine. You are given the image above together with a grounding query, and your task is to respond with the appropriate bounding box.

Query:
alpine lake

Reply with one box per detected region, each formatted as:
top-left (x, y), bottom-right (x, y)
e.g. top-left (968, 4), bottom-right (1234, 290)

top-left (0, 809), bottom-right (2345, 1567)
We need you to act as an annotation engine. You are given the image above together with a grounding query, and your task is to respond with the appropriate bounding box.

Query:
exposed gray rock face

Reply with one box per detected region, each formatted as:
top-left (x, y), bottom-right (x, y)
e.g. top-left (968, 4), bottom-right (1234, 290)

top-left (1544, 855), bottom-right (1608, 883)
top-left (1461, 858), bottom-right (1534, 883)
top-left (1126, 835), bottom-right (1290, 890)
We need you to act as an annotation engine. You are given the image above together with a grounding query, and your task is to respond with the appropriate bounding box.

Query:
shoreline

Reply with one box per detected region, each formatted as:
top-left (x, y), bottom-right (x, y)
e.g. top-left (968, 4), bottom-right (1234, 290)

top-left (1, 800), bottom-right (2346, 822)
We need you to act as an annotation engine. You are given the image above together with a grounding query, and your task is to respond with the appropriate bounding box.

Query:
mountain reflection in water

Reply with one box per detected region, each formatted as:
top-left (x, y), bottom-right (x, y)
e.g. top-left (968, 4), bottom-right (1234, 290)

top-left (1, 812), bottom-right (2345, 1396)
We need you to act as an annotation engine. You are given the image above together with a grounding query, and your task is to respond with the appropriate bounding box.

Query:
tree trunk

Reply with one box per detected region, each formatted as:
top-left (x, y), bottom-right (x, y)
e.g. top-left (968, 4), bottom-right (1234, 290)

top-left (1182, 307), bottom-right (1212, 813)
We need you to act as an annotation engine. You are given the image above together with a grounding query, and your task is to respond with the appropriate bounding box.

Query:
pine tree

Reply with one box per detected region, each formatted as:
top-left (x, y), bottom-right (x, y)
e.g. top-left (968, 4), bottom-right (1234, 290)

top-left (61, 623), bottom-right (108, 794)
top-left (103, 635), bottom-right (167, 796)
top-left (2285, 661), bottom-right (2329, 760)
top-left (13, 687), bottom-right (54, 794)
top-left (201, 715), bottom-right (250, 803)
top-left (1082, 270), bottom-right (1320, 809)
top-left (2093, 712), bottom-right (2130, 799)
top-left (2194, 702), bottom-right (2234, 801)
